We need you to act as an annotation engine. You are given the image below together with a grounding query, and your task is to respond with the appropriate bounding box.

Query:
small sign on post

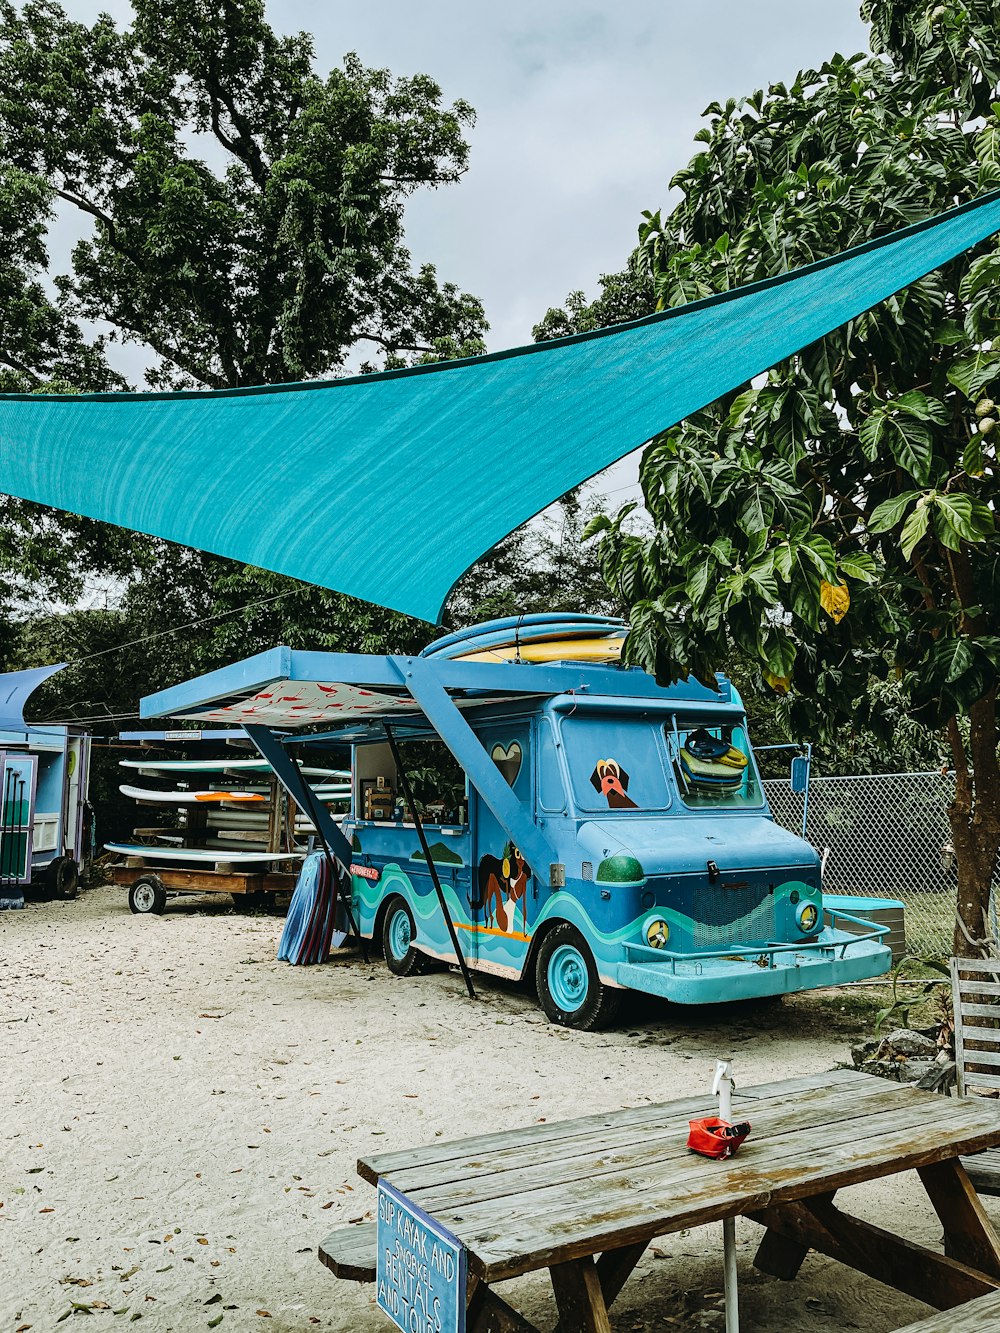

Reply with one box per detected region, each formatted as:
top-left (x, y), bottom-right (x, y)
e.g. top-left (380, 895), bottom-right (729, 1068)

top-left (376, 1180), bottom-right (466, 1333)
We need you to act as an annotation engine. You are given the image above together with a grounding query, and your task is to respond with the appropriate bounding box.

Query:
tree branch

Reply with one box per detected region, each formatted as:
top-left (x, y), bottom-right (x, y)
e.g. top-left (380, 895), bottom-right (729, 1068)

top-left (355, 332), bottom-right (435, 354)
top-left (0, 348), bottom-right (41, 380)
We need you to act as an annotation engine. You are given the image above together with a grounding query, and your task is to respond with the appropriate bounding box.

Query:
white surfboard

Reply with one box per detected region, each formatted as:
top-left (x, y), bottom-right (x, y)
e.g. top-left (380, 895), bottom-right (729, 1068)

top-left (105, 842), bottom-right (303, 865)
top-left (119, 783), bottom-right (266, 806)
top-left (120, 758), bottom-right (348, 778)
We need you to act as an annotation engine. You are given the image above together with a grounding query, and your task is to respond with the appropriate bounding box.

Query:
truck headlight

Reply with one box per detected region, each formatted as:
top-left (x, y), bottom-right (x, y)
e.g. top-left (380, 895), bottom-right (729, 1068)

top-left (796, 901), bottom-right (819, 934)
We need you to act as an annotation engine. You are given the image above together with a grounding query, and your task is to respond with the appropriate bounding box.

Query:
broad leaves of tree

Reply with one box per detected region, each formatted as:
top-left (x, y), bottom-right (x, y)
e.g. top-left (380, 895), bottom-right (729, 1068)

top-left (586, 0), bottom-right (1000, 950)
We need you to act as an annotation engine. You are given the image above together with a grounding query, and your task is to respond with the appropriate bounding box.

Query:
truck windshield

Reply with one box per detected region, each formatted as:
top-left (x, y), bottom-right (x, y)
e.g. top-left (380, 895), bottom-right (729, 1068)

top-left (666, 719), bottom-right (763, 809)
top-left (559, 716), bottom-right (670, 813)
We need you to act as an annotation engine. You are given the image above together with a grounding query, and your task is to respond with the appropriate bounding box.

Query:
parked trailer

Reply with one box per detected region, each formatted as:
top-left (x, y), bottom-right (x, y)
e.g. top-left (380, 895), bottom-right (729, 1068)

top-left (104, 858), bottom-right (298, 914)
top-left (0, 666), bottom-right (94, 905)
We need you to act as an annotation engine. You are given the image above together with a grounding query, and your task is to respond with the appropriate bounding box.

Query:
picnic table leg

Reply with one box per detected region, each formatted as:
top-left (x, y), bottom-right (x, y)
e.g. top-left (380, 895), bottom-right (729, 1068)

top-left (466, 1274), bottom-right (543, 1333)
top-left (549, 1256), bottom-right (613, 1333)
top-left (550, 1240), bottom-right (647, 1333)
top-left (754, 1190), bottom-right (835, 1279)
top-left (918, 1158), bottom-right (1000, 1276)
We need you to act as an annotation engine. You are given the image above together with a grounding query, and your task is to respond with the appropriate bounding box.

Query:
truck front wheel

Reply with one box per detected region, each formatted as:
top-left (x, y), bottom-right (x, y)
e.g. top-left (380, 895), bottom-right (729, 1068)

top-left (382, 897), bottom-right (428, 977)
top-left (535, 923), bottom-right (621, 1030)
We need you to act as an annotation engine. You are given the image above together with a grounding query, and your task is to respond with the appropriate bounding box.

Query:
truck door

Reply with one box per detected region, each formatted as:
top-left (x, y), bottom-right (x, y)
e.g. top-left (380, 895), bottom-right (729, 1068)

top-left (469, 722), bottom-right (534, 973)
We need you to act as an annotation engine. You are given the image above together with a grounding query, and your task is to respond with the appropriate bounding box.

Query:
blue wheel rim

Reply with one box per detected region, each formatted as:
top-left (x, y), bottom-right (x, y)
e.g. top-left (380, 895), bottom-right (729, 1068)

top-left (548, 943), bottom-right (589, 1012)
top-left (389, 907), bottom-right (412, 961)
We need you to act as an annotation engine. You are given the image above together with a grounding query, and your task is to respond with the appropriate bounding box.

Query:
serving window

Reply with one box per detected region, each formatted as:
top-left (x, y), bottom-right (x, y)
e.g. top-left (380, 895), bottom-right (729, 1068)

top-left (354, 739), bottom-right (468, 825)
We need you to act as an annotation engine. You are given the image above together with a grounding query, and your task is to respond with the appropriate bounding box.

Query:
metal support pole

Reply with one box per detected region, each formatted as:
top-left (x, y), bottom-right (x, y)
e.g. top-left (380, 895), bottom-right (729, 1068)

top-left (800, 743), bottom-right (812, 841)
top-left (713, 1060), bottom-right (740, 1333)
top-left (384, 724), bottom-right (475, 1001)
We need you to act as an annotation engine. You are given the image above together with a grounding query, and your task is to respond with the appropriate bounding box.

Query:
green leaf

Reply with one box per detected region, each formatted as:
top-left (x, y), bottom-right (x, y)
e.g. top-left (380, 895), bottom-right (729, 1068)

top-left (727, 389), bottom-right (757, 428)
top-left (685, 557), bottom-right (712, 605)
top-left (933, 493), bottom-right (995, 549)
top-left (932, 320), bottom-right (967, 345)
top-left (947, 351), bottom-right (1000, 399)
top-left (582, 513), bottom-right (612, 541)
top-left (839, 552), bottom-right (877, 582)
top-left (858, 411), bottom-right (886, 461)
top-left (762, 628), bottom-right (796, 677)
top-left (895, 390), bottom-right (949, 425)
top-left (868, 492), bottom-right (919, 533)
top-left (888, 418), bottom-right (934, 485)
top-left (900, 503), bottom-right (930, 559)
top-left (931, 636), bottom-right (975, 684)
top-left (798, 535), bottom-right (838, 578)
top-left (962, 438), bottom-right (986, 477)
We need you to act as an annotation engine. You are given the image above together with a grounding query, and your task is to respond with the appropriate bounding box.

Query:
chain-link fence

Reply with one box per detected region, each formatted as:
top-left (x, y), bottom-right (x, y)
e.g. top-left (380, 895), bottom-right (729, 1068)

top-left (763, 771), bottom-right (983, 955)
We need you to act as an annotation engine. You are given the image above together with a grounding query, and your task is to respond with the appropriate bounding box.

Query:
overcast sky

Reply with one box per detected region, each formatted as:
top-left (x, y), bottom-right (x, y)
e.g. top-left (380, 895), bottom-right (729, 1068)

top-left (58, 2), bottom-right (871, 503)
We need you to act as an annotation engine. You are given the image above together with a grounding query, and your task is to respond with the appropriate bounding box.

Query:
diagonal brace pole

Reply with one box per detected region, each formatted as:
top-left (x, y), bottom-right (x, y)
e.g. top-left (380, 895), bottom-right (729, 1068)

top-left (384, 723), bottom-right (475, 1001)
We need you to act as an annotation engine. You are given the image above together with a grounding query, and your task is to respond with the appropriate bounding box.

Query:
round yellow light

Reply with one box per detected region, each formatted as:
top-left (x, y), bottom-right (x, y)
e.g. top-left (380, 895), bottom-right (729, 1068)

top-left (646, 918), bottom-right (669, 949)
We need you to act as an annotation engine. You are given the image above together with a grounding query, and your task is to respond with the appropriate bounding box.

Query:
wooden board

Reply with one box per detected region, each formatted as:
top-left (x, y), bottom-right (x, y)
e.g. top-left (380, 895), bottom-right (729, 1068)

top-left (890, 1288), bottom-right (1000, 1331)
top-left (105, 864), bottom-right (297, 894)
top-left (359, 1071), bottom-right (1000, 1284)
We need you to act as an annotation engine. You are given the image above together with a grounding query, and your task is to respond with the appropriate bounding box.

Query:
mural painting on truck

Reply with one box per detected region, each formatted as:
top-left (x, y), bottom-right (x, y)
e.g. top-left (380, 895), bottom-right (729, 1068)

top-left (140, 615), bottom-right (893, 1028)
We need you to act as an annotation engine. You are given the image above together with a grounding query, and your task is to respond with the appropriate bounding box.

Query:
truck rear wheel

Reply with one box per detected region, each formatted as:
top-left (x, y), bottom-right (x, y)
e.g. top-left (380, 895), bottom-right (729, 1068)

top-left (535, 923), bottom-right (621, 1030)
top-left (382, 897), bottom-right (428, 977)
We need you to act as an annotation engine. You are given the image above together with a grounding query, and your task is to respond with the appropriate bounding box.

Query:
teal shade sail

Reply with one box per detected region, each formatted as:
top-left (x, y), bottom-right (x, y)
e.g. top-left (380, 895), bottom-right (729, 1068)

top-left (3, 191), bottom-right (1000, 624)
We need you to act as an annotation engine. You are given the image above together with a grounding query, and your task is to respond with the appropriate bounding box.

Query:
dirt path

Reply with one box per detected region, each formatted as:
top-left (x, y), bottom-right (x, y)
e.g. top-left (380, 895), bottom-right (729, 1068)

top-left (0, 886), bottom-right (957, 1331)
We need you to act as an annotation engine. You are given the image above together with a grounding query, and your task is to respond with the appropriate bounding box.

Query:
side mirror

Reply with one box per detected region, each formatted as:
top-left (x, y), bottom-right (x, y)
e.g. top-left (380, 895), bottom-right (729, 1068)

top-left (790, 754), bottom-right (810, 794)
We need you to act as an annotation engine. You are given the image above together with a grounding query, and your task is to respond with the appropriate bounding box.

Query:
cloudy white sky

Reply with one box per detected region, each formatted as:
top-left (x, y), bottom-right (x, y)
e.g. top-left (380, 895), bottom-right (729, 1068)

top-left (61, 0), bottom-right (870, 359)
top-left (58, 1), bottom-right (871, 504)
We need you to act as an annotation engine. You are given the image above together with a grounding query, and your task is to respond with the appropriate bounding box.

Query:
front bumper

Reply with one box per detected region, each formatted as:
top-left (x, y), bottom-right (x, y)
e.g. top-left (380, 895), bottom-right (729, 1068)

top-left (616, 922), bottom-right (891, 1004)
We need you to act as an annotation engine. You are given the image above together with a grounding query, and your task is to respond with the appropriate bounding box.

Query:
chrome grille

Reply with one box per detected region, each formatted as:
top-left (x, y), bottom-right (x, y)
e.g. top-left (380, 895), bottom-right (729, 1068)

top-left (692, 887), bottom-right (774, 949)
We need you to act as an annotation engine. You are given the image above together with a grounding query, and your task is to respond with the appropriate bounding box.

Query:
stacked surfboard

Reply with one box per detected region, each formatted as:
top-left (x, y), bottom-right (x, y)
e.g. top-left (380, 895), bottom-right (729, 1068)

top-left (677, 730), bottom-right (748, 794)
top-left (106, 756), bottom-right (350, 868)
top-left (422, 613), bottom-right (629, 665)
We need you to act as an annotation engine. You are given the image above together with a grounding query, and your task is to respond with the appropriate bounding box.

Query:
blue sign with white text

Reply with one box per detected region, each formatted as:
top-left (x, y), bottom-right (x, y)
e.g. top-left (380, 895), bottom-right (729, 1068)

top-left (376, 1180), bottom-right (466, 1333)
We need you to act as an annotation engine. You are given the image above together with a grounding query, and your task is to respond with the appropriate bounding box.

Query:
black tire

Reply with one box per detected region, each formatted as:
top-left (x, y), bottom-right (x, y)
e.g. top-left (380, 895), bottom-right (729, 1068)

top-left (237, 890), bottom-right (273, 912)
top-left (535, 922), bottom-right (622, 1030)
top-left (128, 874), bottom-right (167, 915)
top-left (47, 856), bottom-right (80, 900)
top-left (382, 896), bottom-right (428, 977)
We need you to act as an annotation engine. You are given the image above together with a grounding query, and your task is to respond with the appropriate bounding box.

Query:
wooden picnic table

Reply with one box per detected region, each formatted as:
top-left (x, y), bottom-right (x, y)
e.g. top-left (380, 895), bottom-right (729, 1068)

top-left (344, 1068), bottom-right (1000, 1333)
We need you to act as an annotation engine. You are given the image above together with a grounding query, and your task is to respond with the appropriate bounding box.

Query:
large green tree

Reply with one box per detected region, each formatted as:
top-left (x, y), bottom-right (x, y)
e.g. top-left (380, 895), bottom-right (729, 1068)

top-left (0, 0), bottom-right (486, 388)
top-left (0, 0), bottom-right (487, 680)
top-left (587, 0), bottom-right (1000, 953)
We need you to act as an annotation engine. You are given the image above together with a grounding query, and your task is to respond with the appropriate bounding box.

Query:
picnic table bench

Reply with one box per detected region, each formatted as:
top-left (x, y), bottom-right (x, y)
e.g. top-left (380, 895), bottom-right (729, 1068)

top-left (321, 1068), bottom-right (1000, 1332)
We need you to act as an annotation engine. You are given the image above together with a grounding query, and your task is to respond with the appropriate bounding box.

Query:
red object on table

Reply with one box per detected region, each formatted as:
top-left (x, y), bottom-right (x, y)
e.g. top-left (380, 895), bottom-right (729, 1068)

top-left (687, 1116), bottom-right (752, 1159)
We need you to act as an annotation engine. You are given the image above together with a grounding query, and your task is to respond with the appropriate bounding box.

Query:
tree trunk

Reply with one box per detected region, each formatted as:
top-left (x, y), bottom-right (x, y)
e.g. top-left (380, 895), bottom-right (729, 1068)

top-left (949, 696), bottom-right (1000, 957)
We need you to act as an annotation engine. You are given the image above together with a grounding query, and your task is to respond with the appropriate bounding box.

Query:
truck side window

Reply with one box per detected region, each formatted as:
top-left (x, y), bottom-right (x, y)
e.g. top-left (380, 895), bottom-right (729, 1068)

top-left (536, 720), bottom-right (567, 813)
top-left (667, 720), bottom-right (763, 809)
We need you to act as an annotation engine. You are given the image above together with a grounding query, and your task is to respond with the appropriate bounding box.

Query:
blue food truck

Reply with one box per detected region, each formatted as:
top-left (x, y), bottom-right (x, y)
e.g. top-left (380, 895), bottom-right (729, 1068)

top-left (139, 615), bottom-right (892, 1028)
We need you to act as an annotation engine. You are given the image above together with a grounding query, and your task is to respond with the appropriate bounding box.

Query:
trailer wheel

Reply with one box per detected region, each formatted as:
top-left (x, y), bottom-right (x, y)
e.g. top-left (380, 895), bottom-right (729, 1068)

top-left (382, 897), bottom-right (428, 977)
top-left (535, 923), bottom-right (621, 1030)
top-left (129, 874), bottom-right (167, 916)
top-left (47, 856), bottom-right (80, 900)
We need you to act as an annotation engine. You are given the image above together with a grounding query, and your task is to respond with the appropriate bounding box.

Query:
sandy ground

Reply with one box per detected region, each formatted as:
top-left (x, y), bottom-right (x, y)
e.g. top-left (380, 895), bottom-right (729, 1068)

top-left (0, 885), bottom-right (973, 1333)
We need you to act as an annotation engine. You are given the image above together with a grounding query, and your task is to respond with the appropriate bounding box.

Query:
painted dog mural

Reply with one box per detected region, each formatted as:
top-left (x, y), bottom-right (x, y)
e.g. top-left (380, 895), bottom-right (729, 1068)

top-left (591, 757), bottom-right (637, 809)
top-left (470, 842), bottom-right (529, 933)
